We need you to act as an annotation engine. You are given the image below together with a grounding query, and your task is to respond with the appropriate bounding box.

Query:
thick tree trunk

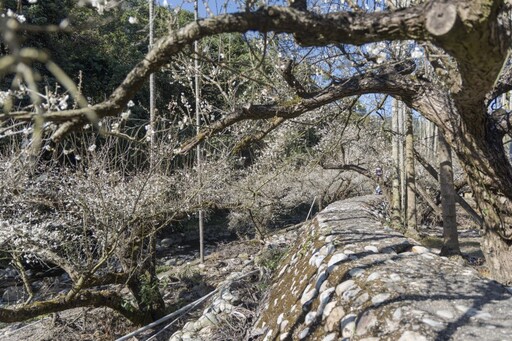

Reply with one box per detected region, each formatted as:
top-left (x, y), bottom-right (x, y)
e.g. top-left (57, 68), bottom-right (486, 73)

top-left (405, 108), bottom-right (417, 232)
top-left (121, 239), bottom-right (166, 323)
top-left (481, 229), bottom-right (512, 285)
top-left (438, 132), bottom-right (460, 256)
top-left (391, 99), bottom-right (402, 228)
top-left (127, 274), bottom-right (166, 324)
top-left (399, 102), bottom-right (407, 224)
top-left (446, 109), bottom-right (512, 284)
top-left (465, 165), bottom-right (512, 284)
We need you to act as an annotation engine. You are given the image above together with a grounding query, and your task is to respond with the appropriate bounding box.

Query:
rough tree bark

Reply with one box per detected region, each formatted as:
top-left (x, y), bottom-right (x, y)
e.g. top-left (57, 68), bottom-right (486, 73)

top-left (405, 107), bottom-right (417, 232)
top-left (453, 121), bottom-right (512, 283)
top-left (438, 132), bottom-right (461, 256)
top-left (391, 99), bottom-right (402, 228)
top-left (0, 289), bottom-right (144, 324)
top-left (398, 101), bottom-right (407, 224)
top-left (120, 238), bottom-right (166, 323)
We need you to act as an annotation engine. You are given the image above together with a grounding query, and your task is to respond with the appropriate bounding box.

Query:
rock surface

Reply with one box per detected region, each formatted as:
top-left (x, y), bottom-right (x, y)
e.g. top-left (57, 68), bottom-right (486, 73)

top-left (167, 228), bottom-right (297, 341)
top-left (251, 196), bottom-right (512, 340)
top-left (169, 269), bottom-right (253, 341)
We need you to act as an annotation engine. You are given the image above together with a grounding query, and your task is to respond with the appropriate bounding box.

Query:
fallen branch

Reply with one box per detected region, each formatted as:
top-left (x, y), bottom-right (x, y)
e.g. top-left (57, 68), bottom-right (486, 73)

top-left (414, 148), bottom-right (483, 226)
top-left (414, 182), bottom-right (442, 217)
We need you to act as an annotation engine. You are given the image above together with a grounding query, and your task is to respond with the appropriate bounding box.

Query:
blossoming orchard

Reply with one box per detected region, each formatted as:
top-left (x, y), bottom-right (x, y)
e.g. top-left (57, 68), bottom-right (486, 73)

top-left (1, 0), bottom-right (512, 339)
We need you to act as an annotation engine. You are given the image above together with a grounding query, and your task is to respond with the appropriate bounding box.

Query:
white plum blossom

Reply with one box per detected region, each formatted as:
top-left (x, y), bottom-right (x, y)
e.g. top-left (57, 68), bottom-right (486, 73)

top-left (4, 8), bottom-right (26, 23)
top-left (60, 19), bottom-right (70, 29)
top-left (58, 95), bottom-right (69, 110)
top-left (121, 110), bottom-right (131, 120)
top-left (79, 0), bottom-right (118, 14)
top-left (411, 47), bottom-right (424, 59)
top-left (128, 16), bottom-right (138, 24)
top-left (0, 91), bottom-right (9, 105)
top-left (376, 52), bottom-right (387, 64)
top-left (16, 14), bottom-right (26, 23)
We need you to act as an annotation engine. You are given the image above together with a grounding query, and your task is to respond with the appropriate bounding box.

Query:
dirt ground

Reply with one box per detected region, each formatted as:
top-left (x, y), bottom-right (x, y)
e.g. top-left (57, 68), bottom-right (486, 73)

top-left (417, 199), bottom-right (488, 277)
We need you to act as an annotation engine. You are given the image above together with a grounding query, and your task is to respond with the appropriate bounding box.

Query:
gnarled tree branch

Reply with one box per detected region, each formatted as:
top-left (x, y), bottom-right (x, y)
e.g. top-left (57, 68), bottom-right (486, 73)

top-left (281, 59), bottom-right (308, 97)
top-left (179, 61), bottom-right (418, 154)
top-left (0, 289), bottom-right (144, 324)
top-left (320, 161), bottom-right (391, 202)
top-left (0, 4), bottom-right (433, 140)
top-left (231, 117), bottom-right (287, 155)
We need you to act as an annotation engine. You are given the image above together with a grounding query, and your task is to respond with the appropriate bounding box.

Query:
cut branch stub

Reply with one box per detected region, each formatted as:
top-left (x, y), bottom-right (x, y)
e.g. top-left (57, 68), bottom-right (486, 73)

top-left (426, 2), bottom-right (457, 36)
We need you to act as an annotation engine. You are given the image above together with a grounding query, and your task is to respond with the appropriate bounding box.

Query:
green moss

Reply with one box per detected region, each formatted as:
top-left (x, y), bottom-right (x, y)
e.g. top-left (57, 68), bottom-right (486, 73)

top-left (175, 265), bottom-right (202, 285)
top-left (256, 246), bottom-right (288, 272)
top-left (280, 95), bottom-right (302, 107)
top-left (156, 264), bottom-right (172, 274)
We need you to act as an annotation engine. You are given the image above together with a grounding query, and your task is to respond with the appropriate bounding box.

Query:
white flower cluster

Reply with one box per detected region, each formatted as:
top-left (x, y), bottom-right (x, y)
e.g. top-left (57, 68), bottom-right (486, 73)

top-left (411, 46), bottom-right (424, 59)
top-left (0, 159), bottom-right (201, 275)
top-left (78, 0), bottom-right (118, 14)
top-left (43, 94), bottom-right (70, 111)
top-left (0, 90), bottom-right (10, 107)
top-left (0, 172), bottom-right (85, 266)
top-left (3, 8), bottom-right (26, 23)
top-left (366, 42), bottom-right (389, 64)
